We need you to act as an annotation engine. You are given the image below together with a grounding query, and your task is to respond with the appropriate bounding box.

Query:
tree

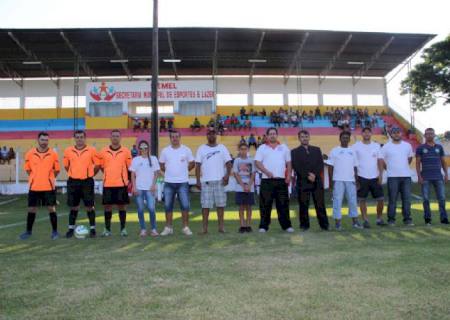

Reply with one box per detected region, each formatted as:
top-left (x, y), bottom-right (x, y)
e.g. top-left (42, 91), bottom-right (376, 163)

top-left (401, 35), bottom-right (450, 111)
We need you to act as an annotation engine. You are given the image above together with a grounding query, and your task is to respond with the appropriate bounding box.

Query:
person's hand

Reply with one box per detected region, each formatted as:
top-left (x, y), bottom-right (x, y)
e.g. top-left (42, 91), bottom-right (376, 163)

top-left (285, 175), bottom-right (291, 185)
top-left (307, 172), bottom-right (316, 182)
top-left (150, 185), bottom-right (156, 194)
top-left (243, 184), bottom-right (250, 192)
top-left (444, 175), bottom-right (448, 184)
top-left (222, 175), bottom-right (229, 186)
top-left (266, 171), bottom-right (274, 178)
top-left (418, 175), bottom-right (424, 184)
top-left (196, 181), bottom-right (202, 190)
top-left (378, 176), bottom-right (383, 185)
top-left (133, 190), bottom-right (139, 196)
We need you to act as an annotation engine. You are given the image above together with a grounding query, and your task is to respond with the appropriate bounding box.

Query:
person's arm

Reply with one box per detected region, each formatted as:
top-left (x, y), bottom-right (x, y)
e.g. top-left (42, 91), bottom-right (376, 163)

top-left (223, 161), bottom-right (232, 186)
top-left (285, 161), bottom-right (292, 185)
top-left (255, 160), bottom-right (273, 178)
top-left (131, 171), bottom-right (138, 195)
top-left (377, 158), bottom-right (384, 185)
top-left (416, 154), bottom-right (423, 184)
top-left (53, 153), bottom-right (60, 178)
top-left (441, 154), bottom-right (448, 183)
top-left (188, 161), bottom-right (195, 171)
top-left (150, 170), bottom-right (159, 193)
top-left (233, 169), bottom-right (246, 190)
top-left (195, 162), bottom-right (201, 189)
top-left (159, 162), bottom-right (166, 172)
top-left (328, 165), bottom-right (333, 190)
top-left (63, 150), bottom-right (70, 172)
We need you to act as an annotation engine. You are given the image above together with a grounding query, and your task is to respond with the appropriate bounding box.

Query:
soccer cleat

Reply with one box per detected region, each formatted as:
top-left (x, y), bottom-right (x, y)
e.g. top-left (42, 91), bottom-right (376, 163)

top-left (181, 226), bottom-right (192, 236)
top-left (362, 220), bottom-right (371, 229)
top-left (246, 226), bottom-right (253, 233)
top-left (440, 218), bottom-right (449, 225)
top-left (19, 231), bottom-right (32, 240)
top-left (238, 227), bottom-right (246, 233)
top-left (376, 219), bottom-right (387, 226)
top-left (160, 226), bottom-right (173, 236)
top-left (352, 222), bottom-right (364, 230)
top-left (65, 229), bottom-right (74, 239)
top-left (286, 227), bottom-right (295, 233)
top-left (404, 220), bottom-right (415, 227)
top-left (101, 230), bottom-right (112, 237)
top-left (89, 229), bottom-right (96, 238)
top-left (388, 221), bottom-right (396, 227)
top-left (425, 222), bottom-right (432, 227)
top-left (120, 228), bottom-right (128, 237)
top-left (258, 228), bottom-right (267, 233)
top-left (51, 231), bottom-right (59, 240)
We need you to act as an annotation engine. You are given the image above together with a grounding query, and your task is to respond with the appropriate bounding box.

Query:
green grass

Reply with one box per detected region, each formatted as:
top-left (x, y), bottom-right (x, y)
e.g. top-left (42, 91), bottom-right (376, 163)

top-left (1, 184), bottom-right (450, 320)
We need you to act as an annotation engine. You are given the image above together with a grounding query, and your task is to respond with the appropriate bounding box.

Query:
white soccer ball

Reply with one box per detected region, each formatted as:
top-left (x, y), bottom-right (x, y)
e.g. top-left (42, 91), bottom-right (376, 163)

top-left (75, 225), bottom-right (89, 239)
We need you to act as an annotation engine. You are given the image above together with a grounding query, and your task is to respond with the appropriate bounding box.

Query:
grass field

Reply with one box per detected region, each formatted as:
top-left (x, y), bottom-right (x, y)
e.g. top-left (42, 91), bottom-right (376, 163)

top-left (1, 184), bottom-right (450, 320)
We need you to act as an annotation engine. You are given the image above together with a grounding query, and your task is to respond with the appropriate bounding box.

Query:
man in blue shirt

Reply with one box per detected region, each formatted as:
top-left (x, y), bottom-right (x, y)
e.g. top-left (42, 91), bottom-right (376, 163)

top-left (416, 128), bottom-right (448, 225)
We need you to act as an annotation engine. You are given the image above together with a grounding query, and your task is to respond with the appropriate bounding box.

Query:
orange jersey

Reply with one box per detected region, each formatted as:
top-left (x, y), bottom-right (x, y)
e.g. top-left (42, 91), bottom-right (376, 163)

top-left (24, 148), bottom-right (60, 191)
top-left (63, 145), bottom-right (99, 179)
top-left (98, 146), bottom-right (132, 187)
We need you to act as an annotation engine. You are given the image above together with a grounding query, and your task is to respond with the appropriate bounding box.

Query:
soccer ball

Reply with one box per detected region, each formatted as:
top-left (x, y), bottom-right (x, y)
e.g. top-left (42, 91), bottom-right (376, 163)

top-left (74, 225), bottom-right (89, 239)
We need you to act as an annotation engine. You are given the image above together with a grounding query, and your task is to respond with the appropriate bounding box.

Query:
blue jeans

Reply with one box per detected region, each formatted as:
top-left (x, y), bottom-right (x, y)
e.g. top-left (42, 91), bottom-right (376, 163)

top-left (387, 177), bottom-right (412, 223)
top-left (135, 190), bottom-right (156, 231)
top-left (332, 181), bottom-right (358, 219)
top-left (421, 179), bottom-right (448, 222)
top-left (164, 182), bottom-right (190, 213)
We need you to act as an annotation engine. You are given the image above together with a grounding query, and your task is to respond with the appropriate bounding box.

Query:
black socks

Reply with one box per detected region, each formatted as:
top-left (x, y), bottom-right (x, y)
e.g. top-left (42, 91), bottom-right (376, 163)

top-left (26, 212), bottom-right (36, 233)
top-left (49, 212), bottom-right (57, 232)
top-left (87, 210), bottom-right (96, 229)
top-left (68, 210), bottom-right (78, 229)
top-left (104, 211), bottom-right (112, 231)
top-left (119, 210), bottom-right (126, 230)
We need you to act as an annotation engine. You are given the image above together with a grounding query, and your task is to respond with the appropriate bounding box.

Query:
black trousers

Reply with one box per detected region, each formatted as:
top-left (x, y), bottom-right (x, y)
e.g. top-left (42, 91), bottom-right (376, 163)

top-left (298, 183), bottom-right (329, 230)
top-left (259, 179), bottom-right (292, 230)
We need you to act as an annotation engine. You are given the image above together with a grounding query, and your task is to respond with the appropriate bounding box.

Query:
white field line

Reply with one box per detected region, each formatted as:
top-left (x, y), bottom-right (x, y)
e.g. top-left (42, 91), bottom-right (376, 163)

top-left (0, 212), bottom-right (68, 230)
top-left (0, 198), bottom-right (19, 206)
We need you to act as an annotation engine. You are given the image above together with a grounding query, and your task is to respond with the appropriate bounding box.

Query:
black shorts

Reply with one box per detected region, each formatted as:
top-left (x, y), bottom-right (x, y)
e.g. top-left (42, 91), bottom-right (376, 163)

top-left (67, 177), bottom-right (95, 207)
top-left (357, 177), bottom-right (384, 200)
top-left (28, 190), bottom-right (57, 207)
top-left (235, 192), bottom-right (255, 206)
top-left (102, 187), bottom-right (129, 205)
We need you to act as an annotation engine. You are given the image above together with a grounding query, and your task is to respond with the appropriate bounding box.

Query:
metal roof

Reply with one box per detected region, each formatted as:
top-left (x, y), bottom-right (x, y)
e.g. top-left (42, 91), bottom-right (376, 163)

top-left (0, 27), bottom-right (434, 82)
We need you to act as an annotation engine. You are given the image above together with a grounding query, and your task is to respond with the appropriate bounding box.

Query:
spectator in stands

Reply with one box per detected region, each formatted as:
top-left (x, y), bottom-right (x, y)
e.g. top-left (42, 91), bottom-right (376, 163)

top-left (230, 114), bottom-right (239, 130)
top-left (133, 117), bottom-right (141, 132)
top-left (167, 118), bottom-right (174, 131)
top-left (291, 130), bottom-right (329, 231)
top-left (328, 131), bottom-right (363, 230)
top-left (255, 127), bottom-right (294, 233)
top-left (315, 107), bottom-right (321, 119)
top-left (308, 110), bottom-right (314, 123)
top-left (143, 117), bottom-right (149, 132)
top-left (240, 107), bottom-right (246, 120)
top-left (244, 118), bottom-right (252, 130)
top-left (0, 146), bottom-right (9, 164)
top-left (379, 127), bottom-right (414, 226)
top-left (415, 128), bottom-right (448, 225)
top-left (191, 117), bottom-right (202, 132)
top-left (8, 147), bottom-right (15, 162)
top-left (239, 136), bottom-right (246, 145)
top-left (248, 134), bottom-right (257, 150)
top-left (257, 136), bottom-right (263, 148)
top-left (224, 116), bottom-right (232, 132)
top-left (195, 127), bottom-right (232, 234)
top-left (291, 113), bottom-right (299, 127)
top-left (261, 108), bottom-right (267, 118)
top-left (159, 117), bottom-right (167, 132)
top-left (131, 144), bottom-right (139, 158)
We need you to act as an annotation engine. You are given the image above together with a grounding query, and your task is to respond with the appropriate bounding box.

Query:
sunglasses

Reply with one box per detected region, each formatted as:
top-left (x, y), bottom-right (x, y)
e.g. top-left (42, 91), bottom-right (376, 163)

top-left (139, 146), bottom-right (149, 150)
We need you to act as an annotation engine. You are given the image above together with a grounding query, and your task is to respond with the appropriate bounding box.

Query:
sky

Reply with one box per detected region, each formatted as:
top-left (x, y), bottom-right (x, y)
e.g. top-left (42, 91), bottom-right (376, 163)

top-left (0, 0), bottom-right (449, 133)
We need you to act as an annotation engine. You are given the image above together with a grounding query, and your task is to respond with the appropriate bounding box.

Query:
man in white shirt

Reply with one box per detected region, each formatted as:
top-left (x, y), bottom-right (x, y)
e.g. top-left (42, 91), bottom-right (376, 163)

top-left (159, 130), bottom-right (195, 236)
top-left (328, 131), bottom-right (363, 230)
top-left (195, 127), bottom-right (232, 234)
top-left (254, 127), bottom-right (294, 233)
top-left (352, 127), bottom-right (386, 228)
top-left (379, 127), bottom-right (414, 226)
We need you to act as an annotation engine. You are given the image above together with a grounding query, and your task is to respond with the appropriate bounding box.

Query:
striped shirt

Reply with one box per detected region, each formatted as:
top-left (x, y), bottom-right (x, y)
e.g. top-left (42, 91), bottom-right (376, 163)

top-left (416, 143), bottom-right (444, 180)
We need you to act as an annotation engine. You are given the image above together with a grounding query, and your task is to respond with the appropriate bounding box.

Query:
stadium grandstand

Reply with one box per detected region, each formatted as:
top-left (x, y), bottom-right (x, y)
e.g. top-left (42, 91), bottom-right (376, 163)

top-left (0, 27), bottom-right (447, 191)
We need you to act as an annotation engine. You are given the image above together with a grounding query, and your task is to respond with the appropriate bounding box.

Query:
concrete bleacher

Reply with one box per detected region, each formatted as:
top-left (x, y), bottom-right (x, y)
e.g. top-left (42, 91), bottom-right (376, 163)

top-left (0, 118), bottom-right (85, 132)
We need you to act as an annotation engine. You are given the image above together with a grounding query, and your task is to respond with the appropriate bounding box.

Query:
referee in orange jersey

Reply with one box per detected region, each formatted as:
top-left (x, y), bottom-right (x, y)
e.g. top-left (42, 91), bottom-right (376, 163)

top-left (63, 130), bottom-right (100, 238)
top-left (20, 132), bottom-right (60, 240)
top-left (98, 130), bottom-right (132, 237)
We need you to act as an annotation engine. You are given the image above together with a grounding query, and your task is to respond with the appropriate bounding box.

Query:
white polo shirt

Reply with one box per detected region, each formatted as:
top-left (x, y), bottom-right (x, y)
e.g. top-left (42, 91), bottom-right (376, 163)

top-left (254, 143), bottom-right (291, 179)
top-left (351, 141), bottom-right (382, 179)
top-left (159, 144), bottom-right (194, 183)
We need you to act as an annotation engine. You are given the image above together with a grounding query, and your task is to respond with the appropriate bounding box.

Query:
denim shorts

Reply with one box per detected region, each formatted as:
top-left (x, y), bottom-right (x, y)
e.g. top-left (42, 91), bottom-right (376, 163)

top-left (164, 182), bottom-right (190, 212)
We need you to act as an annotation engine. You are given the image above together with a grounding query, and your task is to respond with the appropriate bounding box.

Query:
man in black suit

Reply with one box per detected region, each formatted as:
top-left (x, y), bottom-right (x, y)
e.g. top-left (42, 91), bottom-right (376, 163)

top-left (291, 130), bottom-right (329, 231)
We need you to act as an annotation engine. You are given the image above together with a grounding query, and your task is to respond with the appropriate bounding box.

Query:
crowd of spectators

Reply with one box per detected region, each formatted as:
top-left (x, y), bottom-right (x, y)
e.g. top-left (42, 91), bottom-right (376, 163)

top-left (0, 146), bottom-right (15, 165)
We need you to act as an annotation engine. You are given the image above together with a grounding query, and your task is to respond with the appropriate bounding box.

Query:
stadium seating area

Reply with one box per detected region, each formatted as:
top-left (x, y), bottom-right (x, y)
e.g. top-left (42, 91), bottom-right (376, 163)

top-left (0, 118), bottom-right (85, 132)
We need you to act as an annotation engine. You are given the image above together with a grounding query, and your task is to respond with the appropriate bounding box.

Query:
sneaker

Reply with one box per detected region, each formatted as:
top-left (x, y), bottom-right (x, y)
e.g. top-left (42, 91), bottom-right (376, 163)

top-left (238, 227), bottom-right (246, 233)
top-left (246, 226), bottom-right (253, 233)
top-left (139, 230), bottom-right (148, 238)
top-left (89, 229), bottom-right (96, 238)
top-left (181, 226), bottom-right (193, 236)
top-left (376, 219), bottom-right (387, 226)
top-left (352, 222), bottom-right (364, 230)
top-left (388, 221), bottom-right (396, 227)
top-left (286, 227), bottom-right (295, 233)
top-left (19, 231), bottom-right (32, 240)
top-left (425, 218), bottom-right (432, 225)
top-left (51, 231), bottom-right (59, 240)
top-left (160, 226), bottom-right (173, 236)
top-left (335, 222), bottom-right (342, 231)
top-left (150, 229), bottom-right (160, 237)
top-left (102, 230), bottom-right (112, 237)
top-left (65, 229), bottom-right (74, 238)
top-left (300, 226), bottom-right (310, 232)
top-left (404, 220), bottom-right (415, 227)
top-left (425, 222), bottom-right (432, 227)
top-left (120, 228), bottom-right (128, 237)
top-left (362, 220), bottom-right (371, 229)
top-left (258, 228), bottom-right (267, 233)
top-left (440, 219), bottom-right (449, 225)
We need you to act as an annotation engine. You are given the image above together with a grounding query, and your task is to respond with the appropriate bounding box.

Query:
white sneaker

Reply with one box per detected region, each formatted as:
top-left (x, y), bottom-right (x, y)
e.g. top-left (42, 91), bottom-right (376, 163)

top-left (160, 226), bottom-right (173, 236)
top-left (286, 227), bottom-right (295, 233)
top-left (258, 228), bottom-right (267, 233)
top-left (139, 230), bottom-right (147, 238)
top-left (150, 229), bottom-right (159, 237)
top-left (182, 226), bottom-right (193, 236)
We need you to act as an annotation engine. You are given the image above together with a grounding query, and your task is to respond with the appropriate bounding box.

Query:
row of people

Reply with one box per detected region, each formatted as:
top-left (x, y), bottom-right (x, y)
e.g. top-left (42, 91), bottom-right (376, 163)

top-left (18, 125), bottom-right (448, 239)
top-left (0, 146), bottom-right (15, 165)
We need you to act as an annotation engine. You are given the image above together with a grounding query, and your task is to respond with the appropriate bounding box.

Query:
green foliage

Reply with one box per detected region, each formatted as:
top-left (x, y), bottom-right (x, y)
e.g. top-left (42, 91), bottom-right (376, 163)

top-left (401, 35), bottom-right (450, 111)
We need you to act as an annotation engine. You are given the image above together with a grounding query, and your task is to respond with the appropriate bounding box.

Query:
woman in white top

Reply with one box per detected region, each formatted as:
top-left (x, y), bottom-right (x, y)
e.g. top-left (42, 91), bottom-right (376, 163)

top-left (130, 141), bottom-right (160, 237)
